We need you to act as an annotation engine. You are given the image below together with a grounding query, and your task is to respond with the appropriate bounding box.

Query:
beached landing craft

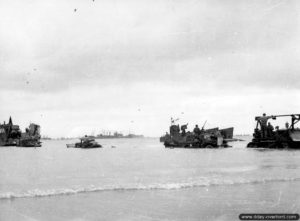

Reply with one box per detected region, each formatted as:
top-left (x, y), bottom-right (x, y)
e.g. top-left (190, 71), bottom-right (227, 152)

top-left (163, 120), bottom-right (234, 148)
top-left (66, 136), bottom-right (102, 149)
top-left (0, 117), bottom-right (21, 146)
top-left (0, 117), bottom-right (41, 147)
top-left (18, 123), bottom-right (42, 147)
top-left (247, 114), bottom-right (300, 149)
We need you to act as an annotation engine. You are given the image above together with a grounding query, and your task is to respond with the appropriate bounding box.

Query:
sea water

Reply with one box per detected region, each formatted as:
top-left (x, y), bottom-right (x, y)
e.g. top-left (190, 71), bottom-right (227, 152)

top-left (0, 137), bottom-right (299, 220)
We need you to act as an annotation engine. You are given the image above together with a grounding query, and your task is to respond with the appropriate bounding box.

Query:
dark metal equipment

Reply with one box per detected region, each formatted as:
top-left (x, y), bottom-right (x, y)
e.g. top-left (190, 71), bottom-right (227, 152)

top-left (247, 114), bottom-right (300, 149)
top-left (66, 137), bottom-right (102, 149)
top-left (0, 117), bottom-right (21, 146)
top-left (163, 119), bottom-right (233, 148)
top-left (0, 117), bottom-right (42, 147)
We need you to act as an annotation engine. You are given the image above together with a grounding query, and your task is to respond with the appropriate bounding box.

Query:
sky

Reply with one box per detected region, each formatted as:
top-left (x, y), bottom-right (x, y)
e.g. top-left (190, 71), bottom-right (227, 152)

top-left (0, 0), bottom-right (300, 138)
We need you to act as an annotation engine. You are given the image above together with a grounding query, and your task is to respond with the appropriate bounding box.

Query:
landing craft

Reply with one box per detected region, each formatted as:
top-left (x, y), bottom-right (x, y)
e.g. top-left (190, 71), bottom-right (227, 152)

top-left (18, 123), bottom-right (42, 147)
top-left (0, 117), bottom-right (21, 146)
top-left (162, 119), bottom-right (233, 148)
top-left (247, 114), bottom-right (300, 149)
top-left (0, 117), bottom-right (41, 147)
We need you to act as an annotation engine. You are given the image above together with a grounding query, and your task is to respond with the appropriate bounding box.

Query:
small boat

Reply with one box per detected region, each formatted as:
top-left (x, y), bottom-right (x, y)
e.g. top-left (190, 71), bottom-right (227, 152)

top-left (66, 137), bottom-right (102, 149)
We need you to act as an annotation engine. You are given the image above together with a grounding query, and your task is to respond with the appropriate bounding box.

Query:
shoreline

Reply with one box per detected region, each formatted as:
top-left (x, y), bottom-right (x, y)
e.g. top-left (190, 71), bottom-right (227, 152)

top-left (1, 180), bottom-right (298, 221)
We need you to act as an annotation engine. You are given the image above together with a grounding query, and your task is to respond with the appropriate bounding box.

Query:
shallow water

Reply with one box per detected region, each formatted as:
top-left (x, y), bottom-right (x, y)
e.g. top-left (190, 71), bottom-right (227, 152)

top-left (0, 136), bottom-right (299, 220)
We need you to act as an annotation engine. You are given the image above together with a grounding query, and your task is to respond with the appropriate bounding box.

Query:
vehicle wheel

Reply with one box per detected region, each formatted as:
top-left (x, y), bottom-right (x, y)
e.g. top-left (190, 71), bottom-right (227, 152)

top-left (282, 143), bottom-right (289, 148)
top-left (205, 144), bottom-right (214, 148)
top-left (247, 142), bottom-right (256, 148)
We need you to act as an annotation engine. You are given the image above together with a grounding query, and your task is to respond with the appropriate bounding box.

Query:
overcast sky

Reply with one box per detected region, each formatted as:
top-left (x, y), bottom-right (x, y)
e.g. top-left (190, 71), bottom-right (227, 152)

top-left (1, 0), bottom-right (300, 137)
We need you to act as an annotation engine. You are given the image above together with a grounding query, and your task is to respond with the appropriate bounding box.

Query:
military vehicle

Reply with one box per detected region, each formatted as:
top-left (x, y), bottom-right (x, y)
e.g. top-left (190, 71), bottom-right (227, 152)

top-left (66, 136), bottom-right (102, 148)
top-left (247, 114), bottom-right (300, 149)
top-left (17, 123), bottom-right (42, 147)
top-left (0, 117), bottom-right (22, 146)
top-left (163, 120), bottom-right (233, 148)
top-left (0, 117), bottom-right (41, 147)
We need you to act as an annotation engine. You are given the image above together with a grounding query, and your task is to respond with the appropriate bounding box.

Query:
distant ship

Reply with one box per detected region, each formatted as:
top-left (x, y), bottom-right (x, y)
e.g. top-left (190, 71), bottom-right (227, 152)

top-left (41, 136), bottom-right (52, 140)
top-left (94, 132), bottom-right (144, 139)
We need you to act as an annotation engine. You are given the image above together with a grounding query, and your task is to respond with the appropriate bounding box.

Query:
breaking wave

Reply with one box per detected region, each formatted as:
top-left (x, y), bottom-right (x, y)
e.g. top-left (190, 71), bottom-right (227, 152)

top-left (1, 177), bottom-right (299, 200)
